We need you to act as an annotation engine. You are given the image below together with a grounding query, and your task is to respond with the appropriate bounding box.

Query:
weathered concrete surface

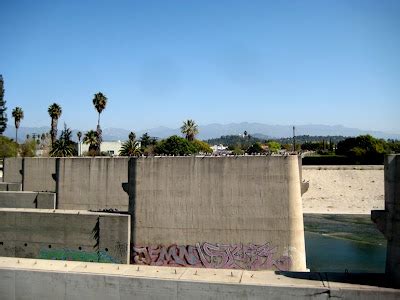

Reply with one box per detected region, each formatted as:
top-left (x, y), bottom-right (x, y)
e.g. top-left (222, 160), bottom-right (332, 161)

top-left (302, 166), bottom-right (384, 214)
top-left (127, 156), bottom-right (306, 271)
top-left (0, 257), bottom-right (399, 300)
top-left (0, 191), bottom-right (55, 209)
top-left (23, 158), bottom-right (56, 192)
top-left (0, 208), bottom-right (130, 264)
top-left (372, 155), bottom-right (400, 288)
top-left (2, 158), bottom-right (23, 184)
top-left (0, 182), bottom-right (22, 191)
top-left (57, 158), bottom-right (129, 210)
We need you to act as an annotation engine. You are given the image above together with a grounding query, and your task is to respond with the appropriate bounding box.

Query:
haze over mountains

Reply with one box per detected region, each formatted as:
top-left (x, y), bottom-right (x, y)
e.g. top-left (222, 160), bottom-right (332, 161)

top-left (4, 122), bottom-right (400, 142)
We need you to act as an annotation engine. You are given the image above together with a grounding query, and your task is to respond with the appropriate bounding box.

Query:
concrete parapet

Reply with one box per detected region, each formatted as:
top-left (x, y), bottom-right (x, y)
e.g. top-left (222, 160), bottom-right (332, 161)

top-left (126, 156), bottom-right (306, 271)
top-left (0, 191), bottom-right (55, 209)
top-left (0, 183), bottom-right (22, 191)
top-left (0, 208), bottom-right (130, 264)
top-left (23, 158), bottom-right (56, 192)
top-left (372, 154), bottom-right (400, 287)
top-left (2, 158), bottom-right (23, 184)
top-left (0, 257), bottom-right (399, 299)
top-left (56, 157), bottom-right (129, 210)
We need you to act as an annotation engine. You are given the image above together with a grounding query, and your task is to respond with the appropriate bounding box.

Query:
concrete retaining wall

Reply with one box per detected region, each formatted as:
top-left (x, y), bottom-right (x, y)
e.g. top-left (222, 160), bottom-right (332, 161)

top-left (0, 208), bottom-right (130, 264)
top-left (0, 259), bottom-right (399, 300)
top-left (127, 156), bottom-right (306, 271)
top-left (0, 192), bottom-right (55, 209)
top-left (23, 158), bottom-right (56, 192)
top-left (57, 158), bottom-right (129, 210)
top-left (3, 158), bottom-right (23, 183)
top-left (0, 183), bottom-right (22, 191)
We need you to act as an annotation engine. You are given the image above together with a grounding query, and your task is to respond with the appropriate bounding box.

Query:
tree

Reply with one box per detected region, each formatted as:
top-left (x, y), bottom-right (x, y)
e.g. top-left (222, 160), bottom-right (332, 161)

top-left (246, 142), bottom-right (265, 154)
top-left (119, 139), bottom-right (142, 156)
top-left (77, 131), bottom-right (82, 142)
top-left (336, 135), bottom-right (387, 164)
top-left (128, 131), bottom-right (136, 142)
top-left (267, 141), bottom-right (281, 153)
top-left (191, 139), bottom-right (212, 154)
top-left (50, 124), bottom-right (76, 157)
top-left (83, 130), bottom-right (99, 154)
top-left (155, 135), bottom-right (197, 156)
top-left (181, 119), bottom-right (198, 141)
top-left (0, 136), bottom-right (18, 157)
top-left (48, 103), bottom-right (62, 146)
top-left (140, 132), bottom-right (151, 148)
top-left (92, 92), bottom-right (107, 154)
top-left (0, 75), bottom-right (7, 135)
top-left (11, 107), bottom-right (24, 143)
top-left (19, 139), bottom-right (36, 157)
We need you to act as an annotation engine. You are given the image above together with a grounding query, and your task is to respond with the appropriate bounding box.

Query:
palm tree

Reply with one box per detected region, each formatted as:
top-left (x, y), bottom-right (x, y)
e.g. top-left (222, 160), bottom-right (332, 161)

top-left (83, 130), bottom-right (99, 154)
top-left (77, 131), bottom-right (82, 156)
top-left (48, 103), bottom-right (62, 146)
top-left (92, 92), bottom-right (107, 153)
top-left (49, 125), bottom-right (75, 157)
top-left (180, 119), bottom-right (198, 141)
top-left (12, 107), bottom-right (24, 143)
top-left (119, 139), bottom-right (142, 157)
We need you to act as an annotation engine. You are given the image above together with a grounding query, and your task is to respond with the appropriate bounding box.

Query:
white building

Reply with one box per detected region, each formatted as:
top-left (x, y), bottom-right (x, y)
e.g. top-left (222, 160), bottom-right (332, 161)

top-left (78, 141), bottom-right (125, 156)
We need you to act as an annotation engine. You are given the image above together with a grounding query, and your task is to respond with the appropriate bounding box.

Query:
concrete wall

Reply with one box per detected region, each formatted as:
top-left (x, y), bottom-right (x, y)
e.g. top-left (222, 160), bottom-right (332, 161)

top-left (0, 183), bottom-right (22, 191)
top-left (0, 192), bottom-right (55, 209)
top-left (0, 208), bottom-right (130, 264)
top-left (372, 155), bottom-right (400, 288)
top-left (127, 156), bottom-right (306, 271)
top-left (1, 259), bottom-right (399, 300)
top-left (3, 158), bottom-right (23, 183)
top-left (23, 158), bottom-right (56, 192)
top-left (56, 158), bottom-right (129, 210)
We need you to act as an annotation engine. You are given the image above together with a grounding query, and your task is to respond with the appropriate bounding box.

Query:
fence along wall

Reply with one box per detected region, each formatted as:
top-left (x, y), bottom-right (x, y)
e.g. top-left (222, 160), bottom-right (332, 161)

top-left (127, 156), bottom-right (307, 271)
top-left (0, 208), bottom-right (130, 264)
top-left (56, 158), bottom-right (129, 210)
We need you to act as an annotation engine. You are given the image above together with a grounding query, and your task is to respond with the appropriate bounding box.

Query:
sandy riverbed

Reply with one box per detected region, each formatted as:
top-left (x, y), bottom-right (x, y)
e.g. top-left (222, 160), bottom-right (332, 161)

top-left (302, 166), bottom-right (384, 214)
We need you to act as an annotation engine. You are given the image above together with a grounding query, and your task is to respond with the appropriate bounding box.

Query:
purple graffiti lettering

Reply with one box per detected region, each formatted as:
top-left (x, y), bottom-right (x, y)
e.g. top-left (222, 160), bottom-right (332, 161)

top-left (131, 243), bottom-right (292, 271)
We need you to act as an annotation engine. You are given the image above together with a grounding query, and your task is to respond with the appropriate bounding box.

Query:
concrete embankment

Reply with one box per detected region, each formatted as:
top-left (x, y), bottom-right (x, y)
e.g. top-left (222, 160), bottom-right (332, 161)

top-left (302, 166), bottom-right (384, 214)
top-left (0, 257), bottom-right (398, 300)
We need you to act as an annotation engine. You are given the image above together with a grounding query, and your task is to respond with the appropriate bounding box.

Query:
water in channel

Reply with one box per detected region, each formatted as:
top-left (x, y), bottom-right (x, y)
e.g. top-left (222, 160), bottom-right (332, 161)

top-left (303, 214), bottom-right (386, 273)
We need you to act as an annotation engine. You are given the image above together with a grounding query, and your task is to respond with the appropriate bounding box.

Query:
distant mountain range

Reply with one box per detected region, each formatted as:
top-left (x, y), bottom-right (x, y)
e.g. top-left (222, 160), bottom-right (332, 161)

top-left (3, 122), bottom-right (400, 142)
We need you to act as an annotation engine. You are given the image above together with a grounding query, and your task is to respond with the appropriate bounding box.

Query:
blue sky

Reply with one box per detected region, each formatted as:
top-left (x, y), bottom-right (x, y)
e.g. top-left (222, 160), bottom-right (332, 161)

top-left (0, 0), bottom-right (399, 132)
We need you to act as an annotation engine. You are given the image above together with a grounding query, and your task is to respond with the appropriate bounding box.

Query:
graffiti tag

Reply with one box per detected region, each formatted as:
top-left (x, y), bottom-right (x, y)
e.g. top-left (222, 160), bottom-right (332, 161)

top-left (132, 243), bottom-right (291, 271)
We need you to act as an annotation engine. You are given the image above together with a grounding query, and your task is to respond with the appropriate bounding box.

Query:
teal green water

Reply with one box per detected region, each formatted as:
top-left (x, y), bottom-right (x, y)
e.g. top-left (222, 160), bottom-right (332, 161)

top-left (303, 214), bottom-right (386, 273)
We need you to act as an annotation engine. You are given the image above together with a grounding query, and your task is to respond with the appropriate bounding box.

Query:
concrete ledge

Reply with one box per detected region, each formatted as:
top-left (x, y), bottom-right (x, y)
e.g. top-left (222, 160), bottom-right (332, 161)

top-left (0, 191), bottom-right (55, 209)
top-left (0, 257), bottom-right (398, 299)
top-left (0, 183), bottom-right (22, 192)
top-left (0, 209), bottom-right (130, 264)
top-left (303, 165), bottom-right (384, 170)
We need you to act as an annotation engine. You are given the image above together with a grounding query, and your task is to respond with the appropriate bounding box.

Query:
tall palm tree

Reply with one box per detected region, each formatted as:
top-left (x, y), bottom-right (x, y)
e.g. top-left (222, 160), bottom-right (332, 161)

top-left (48, 103), bottom-right (62, 146)
top-left (12, 107), bottom-right (24, 143)
top-left (180, 119), bottom-right (199, 141)
top-left (92, 92), bottom-right (107, 153)
top-left (83, 130), bottom-right (99, 154)
top-left (77, 131), bottom-right (82, 142)
top-left (77, 131), bottom-right (82, 156)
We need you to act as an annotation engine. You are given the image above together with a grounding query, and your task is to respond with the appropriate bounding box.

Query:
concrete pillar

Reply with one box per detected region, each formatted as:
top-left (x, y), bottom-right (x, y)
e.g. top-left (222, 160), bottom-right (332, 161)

top-left (372, 154), bottom-right (400, 287)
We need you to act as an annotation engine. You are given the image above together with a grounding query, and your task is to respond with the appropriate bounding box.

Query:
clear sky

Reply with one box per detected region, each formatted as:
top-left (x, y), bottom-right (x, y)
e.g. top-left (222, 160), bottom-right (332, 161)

top-left (0, 0), bottom-right (399, 132)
